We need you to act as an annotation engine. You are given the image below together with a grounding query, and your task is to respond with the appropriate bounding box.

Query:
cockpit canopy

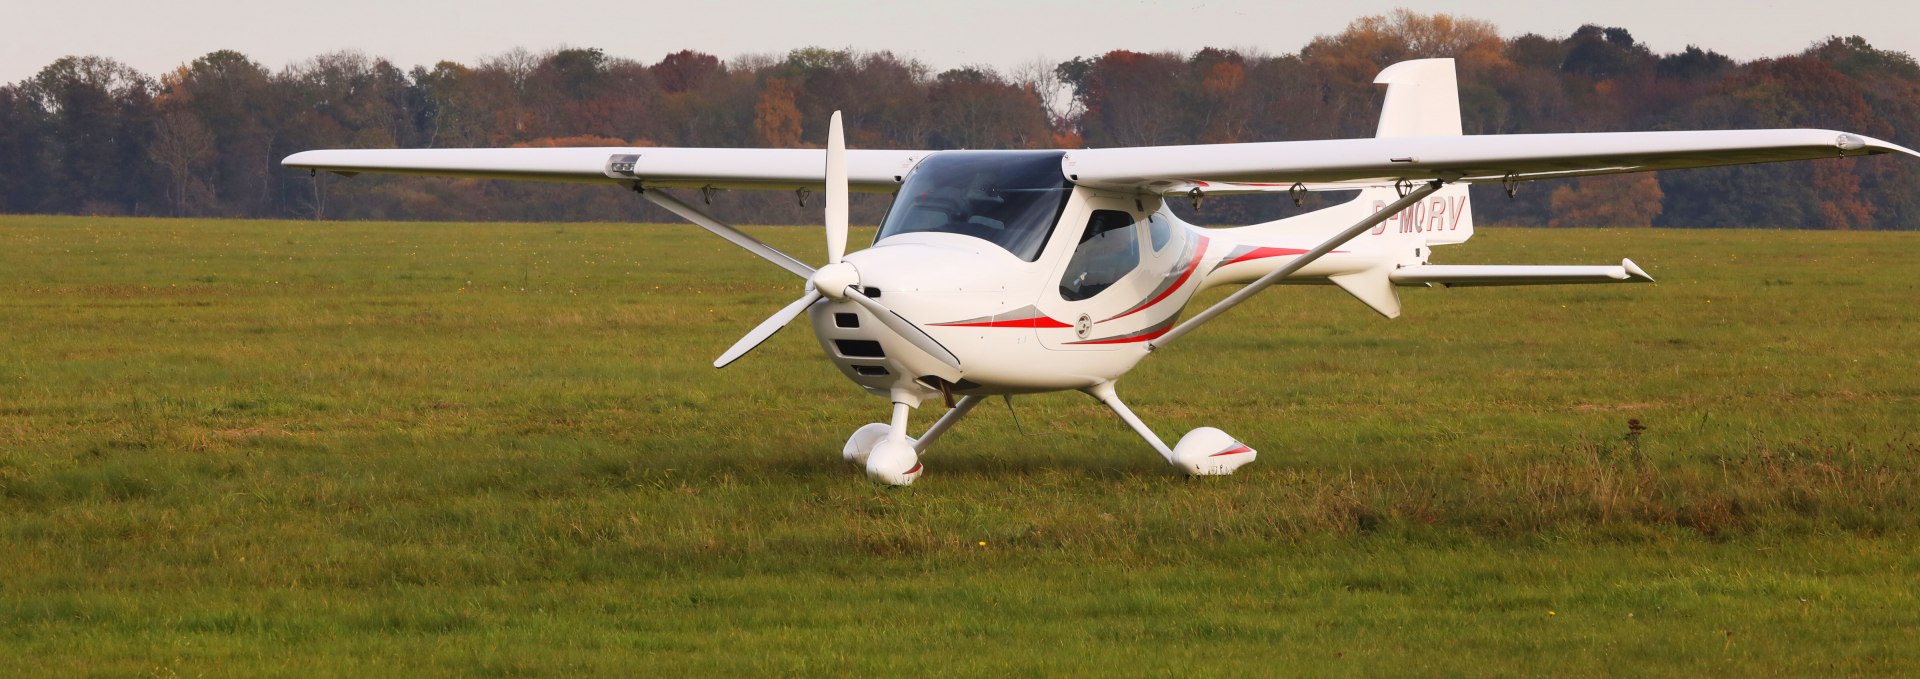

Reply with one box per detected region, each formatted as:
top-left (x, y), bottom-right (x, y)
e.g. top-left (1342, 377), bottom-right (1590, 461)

top-left (874, 151), bottom-right (1073, 262)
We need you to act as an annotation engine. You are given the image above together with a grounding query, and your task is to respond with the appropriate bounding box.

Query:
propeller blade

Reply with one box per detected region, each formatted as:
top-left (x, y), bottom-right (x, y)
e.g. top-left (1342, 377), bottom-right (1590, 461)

top-left (843, 287), bottom-right (962, 370)
top-left (825, 111), bottom-right (849, 264)
top-left (713, 290), bottom-right (823, 369)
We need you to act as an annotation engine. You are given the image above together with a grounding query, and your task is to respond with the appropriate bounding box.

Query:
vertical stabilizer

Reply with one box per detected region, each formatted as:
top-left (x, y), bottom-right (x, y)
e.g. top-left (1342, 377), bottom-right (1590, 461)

top-left (1372, 58), bottom-right (1472, 245)
top-left (1374, 58), bottom-right (1462, 138)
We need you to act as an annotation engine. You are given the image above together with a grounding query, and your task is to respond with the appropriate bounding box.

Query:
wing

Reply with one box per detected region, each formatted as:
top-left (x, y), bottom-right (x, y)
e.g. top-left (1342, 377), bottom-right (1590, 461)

top-left (282, 147), bottom-right (930, 193)
top-left (285, 129), bottom-right (1916, 196)
top-left (1064, 129), bottom-right (1920, 193)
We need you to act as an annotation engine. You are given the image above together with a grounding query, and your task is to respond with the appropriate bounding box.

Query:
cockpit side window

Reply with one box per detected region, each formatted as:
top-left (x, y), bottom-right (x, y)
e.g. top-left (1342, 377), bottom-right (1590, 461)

top-left (1148, 214), bottom-right (1172, 252)
top-left (1059, 210), bottom-right (1141, 302)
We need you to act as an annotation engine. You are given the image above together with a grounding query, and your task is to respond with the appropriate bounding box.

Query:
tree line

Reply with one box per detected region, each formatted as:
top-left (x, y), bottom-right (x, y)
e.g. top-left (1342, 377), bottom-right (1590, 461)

top-left (3, 10), bottom-right (1917, 228)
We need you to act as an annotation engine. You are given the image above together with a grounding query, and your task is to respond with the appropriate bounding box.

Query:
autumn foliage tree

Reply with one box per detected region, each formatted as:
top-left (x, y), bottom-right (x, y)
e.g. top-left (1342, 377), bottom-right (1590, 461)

top-left (1, 12), bottom-right (1917, 228)
top-left (927, 67), bottom-right (1052, 149)
top-left (1549, 174), bottom-right (1664, 227)
top-left (753, 78), bottom-right (803, 147)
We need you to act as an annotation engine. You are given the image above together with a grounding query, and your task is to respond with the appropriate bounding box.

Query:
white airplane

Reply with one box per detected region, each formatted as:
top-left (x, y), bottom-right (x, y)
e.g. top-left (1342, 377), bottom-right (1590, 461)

top-left (285, 59), bottom-right (1916, 485)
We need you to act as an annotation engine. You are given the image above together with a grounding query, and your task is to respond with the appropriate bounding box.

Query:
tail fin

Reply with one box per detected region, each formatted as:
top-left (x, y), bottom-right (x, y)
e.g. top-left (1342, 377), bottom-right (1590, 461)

top-left (1371, 58), bottom-right (1472, 245)
top-left (1206, 59), bottom-right (1475, 319)
top-left (1374, 58), bottom-right (1462, 138)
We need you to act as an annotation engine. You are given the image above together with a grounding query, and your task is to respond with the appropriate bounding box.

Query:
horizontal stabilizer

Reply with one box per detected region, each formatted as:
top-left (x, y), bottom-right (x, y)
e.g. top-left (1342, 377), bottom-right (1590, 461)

top-left (1390, 259), bottom-right (1654, 287)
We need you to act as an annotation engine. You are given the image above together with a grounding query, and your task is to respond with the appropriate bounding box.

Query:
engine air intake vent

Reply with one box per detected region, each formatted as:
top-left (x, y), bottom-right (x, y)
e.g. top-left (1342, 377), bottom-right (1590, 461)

top-left (834, 339), bottom-right (885, 358)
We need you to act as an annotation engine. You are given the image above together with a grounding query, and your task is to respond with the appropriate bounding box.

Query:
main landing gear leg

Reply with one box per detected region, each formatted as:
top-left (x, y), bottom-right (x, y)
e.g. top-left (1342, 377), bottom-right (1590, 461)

top-left (1084, 382), bottom-right (1175, 463)
top-left (1084, 381), bottom-right (1258, 476)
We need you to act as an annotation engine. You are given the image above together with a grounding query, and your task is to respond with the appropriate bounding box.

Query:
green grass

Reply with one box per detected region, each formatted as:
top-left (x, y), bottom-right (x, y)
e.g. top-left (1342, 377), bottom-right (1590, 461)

top-left (2, 215), bottom-right (1917, 676)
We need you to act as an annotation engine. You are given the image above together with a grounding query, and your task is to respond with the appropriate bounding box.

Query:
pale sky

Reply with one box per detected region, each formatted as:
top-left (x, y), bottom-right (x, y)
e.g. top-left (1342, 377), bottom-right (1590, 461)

top-left (6, 0), bottom-right (1918, 84)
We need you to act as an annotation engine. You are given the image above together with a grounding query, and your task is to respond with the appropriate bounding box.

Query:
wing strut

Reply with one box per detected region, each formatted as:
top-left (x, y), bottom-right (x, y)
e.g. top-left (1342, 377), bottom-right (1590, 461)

top-left (636, 186), bottom-right (814, 280)
top-left (1148, 180), bottom-right (1445, 351)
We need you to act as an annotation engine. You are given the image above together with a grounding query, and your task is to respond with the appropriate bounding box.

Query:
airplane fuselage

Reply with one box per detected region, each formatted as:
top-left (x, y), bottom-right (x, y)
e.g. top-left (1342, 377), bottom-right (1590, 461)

top-left (802, 151), bottom-right (1459, 406)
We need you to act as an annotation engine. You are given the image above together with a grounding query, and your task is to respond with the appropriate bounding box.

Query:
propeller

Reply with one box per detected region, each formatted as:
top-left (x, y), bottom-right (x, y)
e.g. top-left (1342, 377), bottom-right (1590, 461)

top-left (712, 111), bottom-right (961, 371)
top-left (713, 289), bottom-right (822, 368)
top-left (824, 111), bottom-right (848, 264)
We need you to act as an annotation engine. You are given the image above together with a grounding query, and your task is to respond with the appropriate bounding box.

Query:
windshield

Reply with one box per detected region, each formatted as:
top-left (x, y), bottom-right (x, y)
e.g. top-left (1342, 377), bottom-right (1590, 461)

top-left (875, 151), bottom-right (1072, 262)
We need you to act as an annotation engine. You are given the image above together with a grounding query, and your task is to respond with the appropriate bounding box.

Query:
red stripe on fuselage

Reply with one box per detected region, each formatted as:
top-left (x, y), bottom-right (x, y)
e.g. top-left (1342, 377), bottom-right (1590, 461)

top-left (1106, 236), bottom-right (1210, 322)
top-left (933, 315), bottom-right (1071, 328)
top-left (1069, 320), bottom-right (1177, 345)
top-left (1222, 246), bottom-right (1315, 267)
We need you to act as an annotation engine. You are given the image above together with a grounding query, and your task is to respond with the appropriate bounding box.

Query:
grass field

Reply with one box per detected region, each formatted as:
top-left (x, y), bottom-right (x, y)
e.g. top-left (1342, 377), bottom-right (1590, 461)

top-left (2, 214), bottom-right (1918, 676)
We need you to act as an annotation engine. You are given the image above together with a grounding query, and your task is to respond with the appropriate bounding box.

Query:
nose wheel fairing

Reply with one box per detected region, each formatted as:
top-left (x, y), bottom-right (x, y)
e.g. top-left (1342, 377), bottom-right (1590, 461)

top-left (843, 395), bottom-right (986, 486)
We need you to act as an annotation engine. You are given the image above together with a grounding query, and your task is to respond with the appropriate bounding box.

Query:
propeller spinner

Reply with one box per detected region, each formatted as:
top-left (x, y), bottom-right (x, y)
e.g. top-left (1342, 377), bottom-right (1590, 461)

top-left (712, 112), bottom-right (960, 371)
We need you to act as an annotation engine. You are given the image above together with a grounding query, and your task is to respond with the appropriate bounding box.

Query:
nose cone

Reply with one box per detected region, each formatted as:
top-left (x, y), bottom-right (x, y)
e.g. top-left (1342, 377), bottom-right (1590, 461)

top-left (808, 234), bottom-right (1033, 399)
top-left (809, 261), bottom-right (860, 300)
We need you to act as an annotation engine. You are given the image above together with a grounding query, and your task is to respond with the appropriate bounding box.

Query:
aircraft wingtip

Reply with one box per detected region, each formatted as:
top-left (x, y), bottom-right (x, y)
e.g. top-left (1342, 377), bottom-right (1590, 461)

top-left (1849, 133), bottom-right (1920, 160)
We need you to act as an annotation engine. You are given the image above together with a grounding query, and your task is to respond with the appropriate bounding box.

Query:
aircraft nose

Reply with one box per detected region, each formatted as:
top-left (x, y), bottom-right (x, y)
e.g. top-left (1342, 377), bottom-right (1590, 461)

top-left (808, 239), bottom-right (1016, 395)
top-left (840, 239), bottom-right (1023, 296)
top-left (809, 261), bottom-right (860, 300)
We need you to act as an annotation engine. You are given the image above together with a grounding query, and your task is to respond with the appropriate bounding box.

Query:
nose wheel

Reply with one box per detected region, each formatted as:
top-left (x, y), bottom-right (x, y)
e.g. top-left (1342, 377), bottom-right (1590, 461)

top-left (842, 394), bottom-right (982, 485)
